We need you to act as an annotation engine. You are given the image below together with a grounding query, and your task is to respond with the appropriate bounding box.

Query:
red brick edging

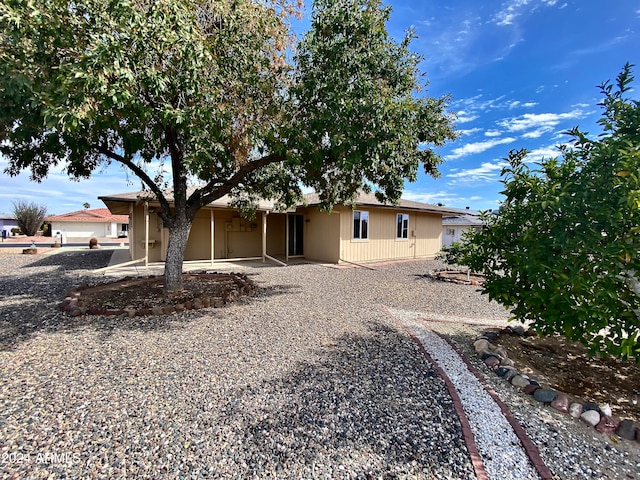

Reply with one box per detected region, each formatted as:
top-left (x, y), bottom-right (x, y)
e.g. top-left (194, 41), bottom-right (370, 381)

top-left (381, 307), bottom-right (488, 480)
top-left (423, 321), bottom-right (555, 480)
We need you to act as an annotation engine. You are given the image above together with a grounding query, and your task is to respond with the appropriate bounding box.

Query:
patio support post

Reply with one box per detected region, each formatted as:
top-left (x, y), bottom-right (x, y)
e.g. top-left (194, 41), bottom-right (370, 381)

top-left (144, 202), bottom-right (149, 268)
top-left (262, 211), bottom-right (268, 263)
top-left (129, 203), bottom-right (134, 259)
top-left (214, 208), bottom-right (216, 267)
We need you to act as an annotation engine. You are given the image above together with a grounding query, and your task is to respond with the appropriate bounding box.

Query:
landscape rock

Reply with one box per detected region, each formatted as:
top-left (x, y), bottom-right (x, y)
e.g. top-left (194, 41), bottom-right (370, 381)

top-left (615, 420), bottom-right (638, 440)
top-left (503, 325), bottom-right (526, 336)
top-left (600, 403), bottom-right (612, 417)
top-left (511, 375), bottom-right (530, 388)
top-left (550, 393), bottom-right (570, 413)
top-left (494, 347), bottom-right (508, 358)
top-left (583, 402), bottom-right (601, 414)
top-left (595, 415), bottom-right (620, 434)
top-left (569, 403), bottom-right (584, 419)
top-left (474, 339), bottom-right (490, 352)
top-left (480, 351), bottom-right (499, 361)
top-left (533, 388), bottom-right (558, 403)
top-left (499, 357), bottom-right (515, 367)
top-left (580, 410), bottom-right (601, 427)
top-left (524, 384), bottom-right (541, 395)
top-left (481, 330), bottom-right (500, 342)
top-left (503, 369), bottom-right (518, 382)
top-left (484, 356), bottom-right (500, 368)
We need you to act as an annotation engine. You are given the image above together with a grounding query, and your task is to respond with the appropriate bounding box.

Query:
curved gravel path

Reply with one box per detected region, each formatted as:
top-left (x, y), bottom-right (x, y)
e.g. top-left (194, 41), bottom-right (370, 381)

top-left (0, 249), bottom-right (638, 479)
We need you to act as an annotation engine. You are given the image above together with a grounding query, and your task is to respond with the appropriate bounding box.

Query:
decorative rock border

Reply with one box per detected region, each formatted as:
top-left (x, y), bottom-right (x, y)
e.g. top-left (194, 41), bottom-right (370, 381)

top-left (58, 272), bottom-right (256, 317)
top-left (473, 327), bottom-right (640, 444)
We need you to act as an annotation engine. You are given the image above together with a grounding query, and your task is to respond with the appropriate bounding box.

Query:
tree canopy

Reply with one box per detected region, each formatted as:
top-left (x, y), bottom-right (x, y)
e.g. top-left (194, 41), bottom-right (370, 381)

top-left (0, 0), bottom-right (457, 290)
top-left (442, 64), bottom-right (640, 362)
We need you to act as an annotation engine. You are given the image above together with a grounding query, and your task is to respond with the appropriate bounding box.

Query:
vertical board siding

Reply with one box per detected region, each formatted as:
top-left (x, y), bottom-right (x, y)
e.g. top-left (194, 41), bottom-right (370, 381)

top-left (339, 208), bottom-right (442, 263)
top-left (185, 209), bottom-right (213, 261)
top-left (266, 214), bottom-right (286, 256)
top-left (302, 208), bottom-right (341, 263)
top-left (132, 206), bottom-right (164, 263)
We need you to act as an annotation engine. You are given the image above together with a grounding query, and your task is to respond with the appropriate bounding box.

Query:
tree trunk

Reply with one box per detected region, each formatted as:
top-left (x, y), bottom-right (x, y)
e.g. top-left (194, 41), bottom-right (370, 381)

top-left (164, 213), bottom-right (193, 292)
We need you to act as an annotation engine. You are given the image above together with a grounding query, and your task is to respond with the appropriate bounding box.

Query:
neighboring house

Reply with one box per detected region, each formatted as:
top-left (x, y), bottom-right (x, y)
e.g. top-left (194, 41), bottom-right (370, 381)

top-left (45, 208), bottom-right (129, 239)
top-left (441, 214), bottom-right (484, 248)
top-left (0, 213), bottom-right (18, 237)
top-left (100, 190), bottom-right (469, 265)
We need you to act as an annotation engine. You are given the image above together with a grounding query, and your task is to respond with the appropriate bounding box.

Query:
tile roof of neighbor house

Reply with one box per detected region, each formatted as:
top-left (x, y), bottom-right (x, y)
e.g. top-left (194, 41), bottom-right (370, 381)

top-left (45, 208), bottom-right (129, 223)
top-left (99, 190), bottom-right (471, 216)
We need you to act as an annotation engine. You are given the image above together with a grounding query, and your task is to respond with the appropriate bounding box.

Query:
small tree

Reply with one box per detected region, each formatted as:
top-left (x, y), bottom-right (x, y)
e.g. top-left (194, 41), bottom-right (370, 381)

top-left (11, 200), bottom-right (47, 236)
top-left (444, 64), bottom-right (640, 362)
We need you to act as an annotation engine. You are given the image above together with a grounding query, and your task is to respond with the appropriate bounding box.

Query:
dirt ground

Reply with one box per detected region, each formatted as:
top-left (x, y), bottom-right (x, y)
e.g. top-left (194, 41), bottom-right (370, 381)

top-left (494, 332), bottom-right (640, 422)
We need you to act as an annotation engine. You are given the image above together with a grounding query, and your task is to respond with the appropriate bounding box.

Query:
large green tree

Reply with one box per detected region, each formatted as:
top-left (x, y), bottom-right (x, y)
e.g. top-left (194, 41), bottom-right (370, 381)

top-left (0, 0), bottom-right (456, 291)
top-left (443, 65), bottom-right (640, 362)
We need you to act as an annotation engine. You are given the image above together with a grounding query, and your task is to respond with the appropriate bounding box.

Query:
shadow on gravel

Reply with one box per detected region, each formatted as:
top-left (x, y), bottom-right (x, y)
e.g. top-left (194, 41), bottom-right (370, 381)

top-left (0, 250), bottom-right (114, 350)
top-left (0, 251), bottom-right (297, 351)
top-left (211, 323), bottom-right (474, 479)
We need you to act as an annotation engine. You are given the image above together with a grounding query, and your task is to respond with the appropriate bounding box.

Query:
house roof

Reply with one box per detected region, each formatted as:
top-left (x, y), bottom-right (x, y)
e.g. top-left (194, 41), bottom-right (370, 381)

top-left (99, 190), bottom-right (278, 214)
top-left (303, 192), bottom-right (473, 216)
top-left (45, 208), bottom-right (129, 223)
top-left (99, 190), bottom-right (472, 217)
top-left (442, 215), bottom-right (485, 226)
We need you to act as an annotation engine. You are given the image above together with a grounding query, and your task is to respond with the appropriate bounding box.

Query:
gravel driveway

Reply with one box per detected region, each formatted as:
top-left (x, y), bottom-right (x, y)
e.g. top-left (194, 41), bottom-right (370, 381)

top-left (0, 250), bottom-right (638, 479)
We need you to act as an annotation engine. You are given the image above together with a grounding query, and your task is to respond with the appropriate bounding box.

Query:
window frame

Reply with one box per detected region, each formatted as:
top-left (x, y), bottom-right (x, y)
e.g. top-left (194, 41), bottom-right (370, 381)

top-left (396, 213), bottom-right (409, 240)
top-left (352, 210), bottom-right (369, 241)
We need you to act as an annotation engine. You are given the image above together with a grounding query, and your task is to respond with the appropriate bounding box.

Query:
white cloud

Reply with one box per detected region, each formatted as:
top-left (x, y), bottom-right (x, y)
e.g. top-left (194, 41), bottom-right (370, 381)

top-left (401, 190), bottom-right (463, 205)
top-left (459, 127), bottom-right (482, 136)
top-left (402, 189), bottom-right (487, 209)
top-left (492, 0), bottom-right (559, 26)
top-left (456, 111), bottom-right (479, 124)
top-left (522, 128), bottom-right (548, 139)
top-left (446, 137), bottom-right (516, 160)
top-left (446, 161), bottom-right (509, 183)
top-left (526, 146), bottom-right (561, 161)
top-left (485, 130), bottom-right (503, 137)
top-left (497, 109), bottom-right (586, 135)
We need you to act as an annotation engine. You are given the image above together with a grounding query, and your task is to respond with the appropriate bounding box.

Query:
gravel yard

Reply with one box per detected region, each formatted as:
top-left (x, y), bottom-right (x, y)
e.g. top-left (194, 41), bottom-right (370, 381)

top-left (0, 250), bottom-right (638, 479)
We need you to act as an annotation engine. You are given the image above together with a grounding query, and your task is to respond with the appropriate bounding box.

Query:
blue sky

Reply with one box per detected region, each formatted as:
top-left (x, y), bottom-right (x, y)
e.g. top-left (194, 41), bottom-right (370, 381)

top-left (0, 0), bottom-right (638, 215)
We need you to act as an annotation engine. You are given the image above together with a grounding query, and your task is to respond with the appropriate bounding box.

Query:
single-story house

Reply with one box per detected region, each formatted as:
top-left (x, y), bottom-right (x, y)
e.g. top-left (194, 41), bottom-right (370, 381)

top-left (99, 191), bottom-right (469, 265)
top-left (442, 214), bottom-right (484, 248)
top-left (45, 208), bottom-right (129, 239)
top-left (0, 213), bottom-right (18, 237)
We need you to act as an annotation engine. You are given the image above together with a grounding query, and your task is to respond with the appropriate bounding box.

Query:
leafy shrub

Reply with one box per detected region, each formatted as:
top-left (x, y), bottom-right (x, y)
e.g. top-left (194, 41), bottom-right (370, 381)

top-left (11, 200), bottom-right (47, 237)
top-left (444, 64), bottom-right (640, 362)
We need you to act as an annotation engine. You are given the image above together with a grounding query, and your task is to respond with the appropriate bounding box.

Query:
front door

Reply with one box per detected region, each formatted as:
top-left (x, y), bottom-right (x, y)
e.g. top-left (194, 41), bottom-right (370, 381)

top-left (287, 214), bottom-right (304, 257)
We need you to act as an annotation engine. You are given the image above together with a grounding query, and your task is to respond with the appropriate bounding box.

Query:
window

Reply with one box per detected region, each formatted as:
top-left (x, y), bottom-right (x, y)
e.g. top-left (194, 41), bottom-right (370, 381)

top-left (396, 213), bottom-right (409, 239)
top-left (446, 228), bottom-right (455, 236)
top-left (353, 211), bottom-right (369, 240)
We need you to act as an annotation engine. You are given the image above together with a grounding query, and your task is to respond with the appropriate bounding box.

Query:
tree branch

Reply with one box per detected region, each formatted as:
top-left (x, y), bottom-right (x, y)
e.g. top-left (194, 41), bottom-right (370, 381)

top-left (95, 145), bottom-right (172, 213)
top-left (193, 152), bottom-right (286, 208)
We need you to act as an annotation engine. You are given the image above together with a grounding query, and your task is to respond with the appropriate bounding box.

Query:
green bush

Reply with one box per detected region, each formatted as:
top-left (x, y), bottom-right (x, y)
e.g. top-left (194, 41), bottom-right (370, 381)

top-left (444, 64), bottom-right (640, 362)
